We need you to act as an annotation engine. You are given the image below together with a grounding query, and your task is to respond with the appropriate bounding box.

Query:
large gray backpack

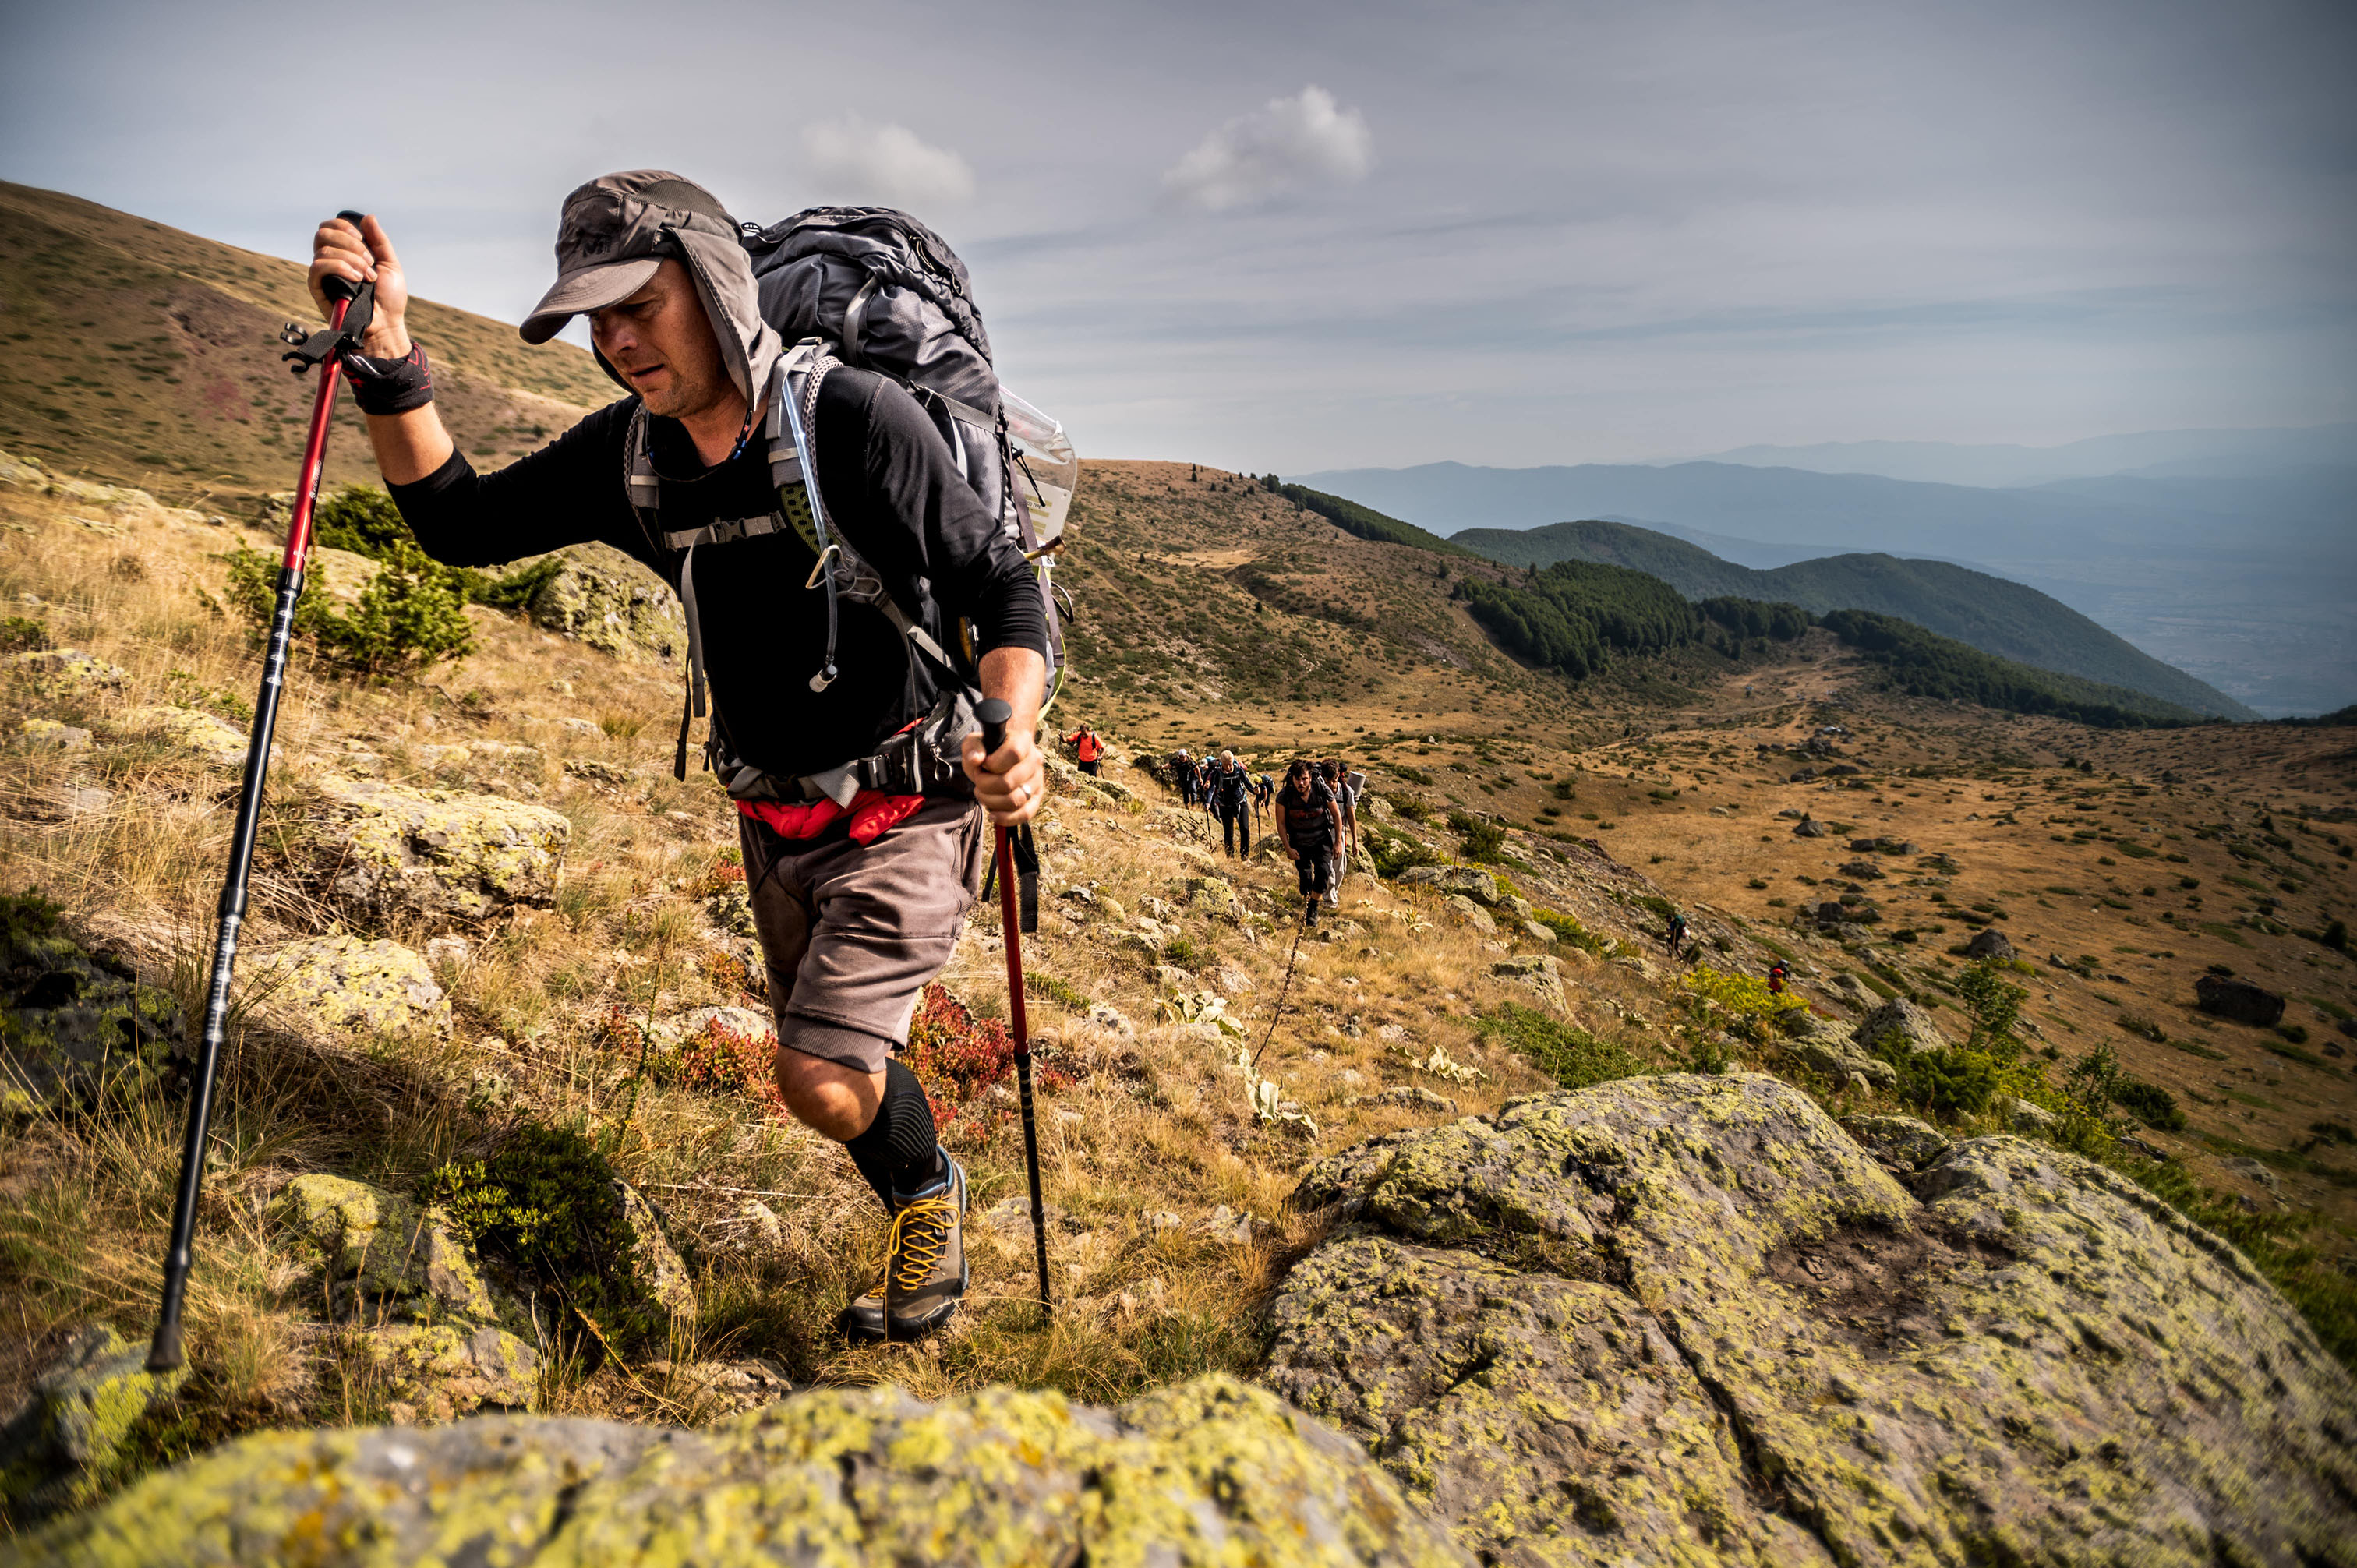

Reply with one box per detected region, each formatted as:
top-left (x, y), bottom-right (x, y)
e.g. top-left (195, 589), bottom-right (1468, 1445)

top-left (739, 207), bottom-right (1072, 689)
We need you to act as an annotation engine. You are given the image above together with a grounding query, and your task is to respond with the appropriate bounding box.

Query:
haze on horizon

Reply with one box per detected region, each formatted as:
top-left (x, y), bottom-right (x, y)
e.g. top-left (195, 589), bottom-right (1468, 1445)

top-left (4, 0), bottom-right (2352, 472)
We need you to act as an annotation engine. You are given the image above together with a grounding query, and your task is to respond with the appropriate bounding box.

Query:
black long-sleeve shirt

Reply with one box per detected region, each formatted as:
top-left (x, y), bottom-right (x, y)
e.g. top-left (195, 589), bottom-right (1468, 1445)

top-left (391, 368), bottom-right (1046, 781)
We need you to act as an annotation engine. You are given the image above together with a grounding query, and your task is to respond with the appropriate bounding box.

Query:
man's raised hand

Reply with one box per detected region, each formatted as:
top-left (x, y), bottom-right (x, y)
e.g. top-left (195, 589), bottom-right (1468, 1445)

top-left (308, 214), bottom-right (410, 359)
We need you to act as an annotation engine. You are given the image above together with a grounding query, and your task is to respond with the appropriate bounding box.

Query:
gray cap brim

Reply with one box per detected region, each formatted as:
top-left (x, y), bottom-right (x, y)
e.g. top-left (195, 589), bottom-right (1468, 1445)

top-left (518, 256), bottom-right (662, 344)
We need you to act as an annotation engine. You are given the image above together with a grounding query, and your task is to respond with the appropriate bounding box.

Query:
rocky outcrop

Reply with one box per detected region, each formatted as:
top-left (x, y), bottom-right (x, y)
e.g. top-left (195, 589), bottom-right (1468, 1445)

top-left (1398, 866), bottom-right (1500, 906)
top-left (0, 1326), bottom-right (187, 1522)
top-left (270, 1174), bottom-right (500, 1323)
top-left (525, 544), bottom-right (684, 665)
top-left (1962, 927), bottom-right (2015, 959)
top-left (2196, 973), bottom-right (2285, 1026)
top-left (1272, 1074), bottom-right (2356, 1567)
top-left (0, 898), bottom-right (185, 1116)
top-left (121, 705), bottom-right (253, 770)
top-left (299, 774), bottom-right (570, 929)
top-left (253, 936), bottom-right (449, 1037)
top-left (1848, 995), bottom-right (1952, 1056)
top-left (9, 648), bottom-right (122, 697)
top-left (20, 1376), bottom-right (1463, 1567)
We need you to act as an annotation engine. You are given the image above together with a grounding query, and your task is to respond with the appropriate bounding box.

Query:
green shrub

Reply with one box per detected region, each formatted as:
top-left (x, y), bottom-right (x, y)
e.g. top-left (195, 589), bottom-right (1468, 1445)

top-left (1363, 824), bottom-right (1440, 879)
top-left (0, 616), bottom-right (51, 652)
top-left (1448, 811), bottom-right (1507, 864)
top-left (1533, 909), bottom-right (1606, 954)
top-left (2112, 1079), bottom-right (2187, 1132)
top-left (1478, 1005), bottom-right (1648, 1091)
top-left (1680, 963), bottom-right (1810, 1043)
top-left (224, 540), bottom-right (476, 677)
top-left (1023, 972), bottom-right (1090, 1012)
top-left (312, 483), bottom-right (415, 560)
top-left (1889, 1044), bottom-right (2004, 1118)
top-left (421, 1123), bottom-right (655, 1344)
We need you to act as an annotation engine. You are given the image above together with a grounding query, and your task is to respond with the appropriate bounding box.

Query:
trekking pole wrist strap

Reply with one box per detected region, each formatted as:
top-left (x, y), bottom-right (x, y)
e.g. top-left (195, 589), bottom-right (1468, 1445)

top-left (341, 340), bottom-right (434, 415)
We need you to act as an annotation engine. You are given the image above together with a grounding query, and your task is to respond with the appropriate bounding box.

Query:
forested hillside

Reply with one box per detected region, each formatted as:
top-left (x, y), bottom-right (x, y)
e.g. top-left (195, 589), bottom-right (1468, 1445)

top-left (1453, 517), bottom-right (2252, 719)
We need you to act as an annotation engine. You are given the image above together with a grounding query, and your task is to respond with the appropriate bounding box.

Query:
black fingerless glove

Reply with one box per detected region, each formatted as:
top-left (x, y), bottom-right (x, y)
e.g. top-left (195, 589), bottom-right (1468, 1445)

top-left (340, 339), bottom-right (433, 415)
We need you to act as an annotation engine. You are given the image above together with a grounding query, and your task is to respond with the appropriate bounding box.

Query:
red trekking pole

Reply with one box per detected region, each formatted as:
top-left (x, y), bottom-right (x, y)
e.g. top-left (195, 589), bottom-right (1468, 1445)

top-left (148, 217), bottom-right (375, 1372)
top-left (976, 699), bottom-right (1051, 1323)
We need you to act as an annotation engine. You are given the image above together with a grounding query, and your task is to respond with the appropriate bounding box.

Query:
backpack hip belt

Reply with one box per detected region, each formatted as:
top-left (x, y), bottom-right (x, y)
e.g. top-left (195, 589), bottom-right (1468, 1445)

top-left (626, 340), bottom-right (979, 803)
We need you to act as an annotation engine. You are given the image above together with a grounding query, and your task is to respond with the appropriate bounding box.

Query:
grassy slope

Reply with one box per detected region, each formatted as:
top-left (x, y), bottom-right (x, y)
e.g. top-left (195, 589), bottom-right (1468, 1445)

top-left (0, 182), bottom-right (613, 504)
top-left (1453, 517), bottom-right (2254, 720)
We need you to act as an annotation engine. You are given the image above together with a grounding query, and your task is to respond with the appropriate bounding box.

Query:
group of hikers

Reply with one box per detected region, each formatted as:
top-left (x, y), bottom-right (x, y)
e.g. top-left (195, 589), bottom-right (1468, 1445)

top-left (1056, 726), bottom-right (1364, 923)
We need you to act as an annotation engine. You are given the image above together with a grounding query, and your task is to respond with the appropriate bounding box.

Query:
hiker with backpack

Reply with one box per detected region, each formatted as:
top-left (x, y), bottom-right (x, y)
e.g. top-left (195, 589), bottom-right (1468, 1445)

top-left (1168, 747), bottom-right (1196, 805)
top-left (1665, 909), bottom-right (1689, 961)
top-left (1276, 759), bottom-right (1343, 924)
top-left (1767, 960), bottom-right (1788, 996)
top-left (1322, 760), bottom-right (1360, 909)
top-left (307, 173), bottom-right (1062, 1344)
top-left (1065, 722), bottom-right (1104, 777)
top-left (1211, 750), bottom-right (1253, 859)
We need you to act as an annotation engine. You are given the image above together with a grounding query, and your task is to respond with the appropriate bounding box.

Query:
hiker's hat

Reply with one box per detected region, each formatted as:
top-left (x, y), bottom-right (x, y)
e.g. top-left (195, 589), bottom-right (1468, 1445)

top-left (520, 170), bottom-right (779, 407)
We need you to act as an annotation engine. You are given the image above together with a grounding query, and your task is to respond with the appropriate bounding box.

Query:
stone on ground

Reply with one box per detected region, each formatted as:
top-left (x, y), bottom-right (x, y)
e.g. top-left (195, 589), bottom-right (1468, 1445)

top-left (525, 543), bottom-right (684, 664)
top-left (19, 1376), bottom-right (1462, 1567)
top-left (1962, 927), bottom-right (2015, 959)
top-left (1847, 995), bottom-right (1951, 1056)
top-left (300, 773), bottom-right (571, 929)
top-left (0, 902), bottom-right (185, 1116)
top-left (1272, 1072), bottom-right (2356, 1567)
top-left (121, 705), bottom-right (253, 769)
top-left (9, 648), bottom-right (122, 697)
top-left (253, 936), bottom-right (449, 1037)
top-left (2196, 973), bottom-right (2285, 1026)
top-left (0, 1325), bottom-right (188, 1523)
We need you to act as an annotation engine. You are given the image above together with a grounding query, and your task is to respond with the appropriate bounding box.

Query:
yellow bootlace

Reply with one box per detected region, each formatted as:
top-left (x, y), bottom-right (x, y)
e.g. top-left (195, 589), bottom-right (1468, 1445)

top-left (878, 1195), bottom-right (957, 1295)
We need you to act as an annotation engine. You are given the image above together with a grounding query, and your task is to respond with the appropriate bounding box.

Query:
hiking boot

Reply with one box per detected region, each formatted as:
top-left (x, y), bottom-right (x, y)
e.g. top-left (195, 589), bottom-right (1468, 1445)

top-left (1305, 898), bottom-right (1320, 927)
top-left (843, 1155), bottom-right (968, 1340)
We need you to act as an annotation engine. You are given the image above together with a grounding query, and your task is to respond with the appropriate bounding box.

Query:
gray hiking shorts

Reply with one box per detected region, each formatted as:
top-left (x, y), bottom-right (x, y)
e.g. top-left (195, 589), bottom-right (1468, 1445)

top-left (738, 797), bottom-right (989, 1075)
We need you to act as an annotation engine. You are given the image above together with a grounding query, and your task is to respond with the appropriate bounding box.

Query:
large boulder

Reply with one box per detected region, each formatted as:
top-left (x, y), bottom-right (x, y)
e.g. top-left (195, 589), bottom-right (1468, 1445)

top-left (1848, 995), bottom-right (1952, 1056)
top-left (1963, 927), bottom-right (2016, 960)
top-left (0, 1325), bottom-right (188, 1522)
top-left (1272, 1074), bottom-right (2356, 1567)
top-left (299, 774), bottom-right (571, 929)
top-left (1401, 866), bottom-right (1501, 906)
top-left (252, 937), bottom-right (449, 1037)
top-left (2196, 973), bottom-right (2286, 1027)
top-left (19, 1376), bottom-right (1463, 1567)
top-left (0, 896), bottom-right (185, 1116)
top-left (525, 543), bottom-right (684, 664)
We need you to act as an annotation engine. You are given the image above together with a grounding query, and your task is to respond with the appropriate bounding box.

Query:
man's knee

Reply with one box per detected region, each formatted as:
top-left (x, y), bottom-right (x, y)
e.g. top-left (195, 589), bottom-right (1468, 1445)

top-left (772, 1042), bottom-right (886, 1142)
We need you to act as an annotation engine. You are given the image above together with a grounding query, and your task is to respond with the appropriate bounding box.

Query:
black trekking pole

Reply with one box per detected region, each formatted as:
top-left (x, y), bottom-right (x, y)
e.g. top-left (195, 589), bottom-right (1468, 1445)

top-left (149, 220), bottom-right (375, 1374)
top-left (977, 699), bottom-right (1052, 1323)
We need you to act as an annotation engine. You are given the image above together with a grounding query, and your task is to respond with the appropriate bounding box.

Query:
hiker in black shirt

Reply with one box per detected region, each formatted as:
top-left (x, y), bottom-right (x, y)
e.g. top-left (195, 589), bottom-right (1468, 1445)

top-left (1276, 759), bottom-right (1343, 923)
top-left (1210, 750), bottom-right (1253, 859)
top-left (309, 172), bottom-right (1048, 1343)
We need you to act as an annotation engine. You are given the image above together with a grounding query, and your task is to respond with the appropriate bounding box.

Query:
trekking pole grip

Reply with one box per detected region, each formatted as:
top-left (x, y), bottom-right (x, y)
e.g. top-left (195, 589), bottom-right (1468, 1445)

top-left (321, 210), bottom-right (367, 304)
top-left (977, 697), bottom-right (1011, 757)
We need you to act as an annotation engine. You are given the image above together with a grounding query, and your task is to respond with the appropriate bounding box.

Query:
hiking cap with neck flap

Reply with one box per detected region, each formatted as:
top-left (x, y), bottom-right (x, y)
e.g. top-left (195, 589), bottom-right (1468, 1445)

top-left (519, 169), bottom-right (779, 411)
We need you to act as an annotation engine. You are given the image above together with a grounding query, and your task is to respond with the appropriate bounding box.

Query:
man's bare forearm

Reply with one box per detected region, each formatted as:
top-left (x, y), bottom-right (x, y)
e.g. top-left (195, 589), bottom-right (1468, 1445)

top-left (366, 406), bottom-right (456, 487)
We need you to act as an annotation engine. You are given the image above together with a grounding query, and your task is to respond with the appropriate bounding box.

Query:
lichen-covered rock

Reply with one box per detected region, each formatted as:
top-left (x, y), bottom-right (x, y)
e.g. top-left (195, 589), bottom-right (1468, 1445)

top-left (16, 719), bottom-right (92, 751)
top-left (1837, 1112), bottom-right (1949, 1172)
top-left (1442, 895), bottom-right (1495, 934)
top-left (269, 1174), bottom-right (496, 1323)
top-left (253, 936), bottom-right (449, 1037)
top-left (1182, 874), bottom-right (1238, 916)
top-left (1787, 1034), bottom-right (1899, 1089)
top-left (1400, 866), bottom-right (1500, 906)
top-left (301, 773), bottom-right (570, 929)
top-left (120, 705), bottom-right (253, 769)
top-left (0, 899), bottom-right (185, 1117)
top-left (1847, 994), bottom-right (1951, 1055)
top-left (357, 1323), bottom-right (538, 1425)
top-left (615, 1182), bottom-right (696, 1333)
top-left (1275, 1074), bottom-right (2357, 1567)
top-left (9, 648), bottom-right (122, 697)
top-left (0, 1325), bottom-right (188, 1523)
top-left (526, 543), bottom-right (684, 664)
top-left (21, 1376), bottom-right (1465, 1567)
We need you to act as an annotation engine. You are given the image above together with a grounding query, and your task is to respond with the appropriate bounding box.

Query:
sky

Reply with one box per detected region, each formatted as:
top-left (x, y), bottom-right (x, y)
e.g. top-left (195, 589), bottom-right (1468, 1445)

top-left (5, 0), bottom-right (2354, 471)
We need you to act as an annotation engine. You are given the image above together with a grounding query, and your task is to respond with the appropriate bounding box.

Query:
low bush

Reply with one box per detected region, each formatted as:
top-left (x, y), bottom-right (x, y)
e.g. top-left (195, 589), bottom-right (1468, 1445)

top-left (1680, 964), bottom-right (1810, 1043)
top-left (224, 540), bottom-right (476, 677)
top-left (1477, 1005), bottom-right (1648, 1091)
top-left (2112, 1078), bottom-right (2187, 1132)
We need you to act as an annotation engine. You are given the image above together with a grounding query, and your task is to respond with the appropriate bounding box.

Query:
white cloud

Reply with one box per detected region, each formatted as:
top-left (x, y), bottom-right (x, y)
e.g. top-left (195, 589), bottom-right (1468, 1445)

top-left (800, 115), bottom-right (976, 207)
top-left (1163, 84), bottom-right (1374, 211)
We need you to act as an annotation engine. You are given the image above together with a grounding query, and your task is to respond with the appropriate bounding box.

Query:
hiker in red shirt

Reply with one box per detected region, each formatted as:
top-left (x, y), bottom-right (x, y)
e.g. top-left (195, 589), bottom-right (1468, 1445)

top-left (1065, 722), bottom-right (1104, 776)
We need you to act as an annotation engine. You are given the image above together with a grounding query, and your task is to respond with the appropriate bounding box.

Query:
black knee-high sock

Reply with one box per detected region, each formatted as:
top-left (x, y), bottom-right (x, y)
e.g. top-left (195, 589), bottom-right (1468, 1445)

top-left (843, 1059), bottom-right (944, 1209)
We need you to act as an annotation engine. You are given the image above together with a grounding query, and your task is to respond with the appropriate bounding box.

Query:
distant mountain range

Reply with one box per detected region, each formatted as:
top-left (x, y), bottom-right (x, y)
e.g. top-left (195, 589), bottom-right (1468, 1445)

top-left (1449, 519), bottom-right (2253, 720)
top-left (1295, 458), bottom-right (2357, 718)
top-left (1674, 425), bottom-right (2357, 489)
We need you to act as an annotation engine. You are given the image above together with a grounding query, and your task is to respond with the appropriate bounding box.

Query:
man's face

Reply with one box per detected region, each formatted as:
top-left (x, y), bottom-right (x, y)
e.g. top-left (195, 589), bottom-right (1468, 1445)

top-left (590, 259), bottom-right (733, 420)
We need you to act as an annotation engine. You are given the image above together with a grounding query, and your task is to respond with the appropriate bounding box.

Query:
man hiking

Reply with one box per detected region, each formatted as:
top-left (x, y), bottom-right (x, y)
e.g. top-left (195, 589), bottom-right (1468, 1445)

top-left (1665, 909), bottom-right (1689, 961)
top-left (1322, 759), bottom-right (1359, 909)
top-left (307, 174), bottom-right (1048, 1342)
top-left (1767, 959), bottom-right (1789, 996)
top-left (1211, 750), bottom-right (1253, 859)
top-left (1065, 722), bottom-right (1104, 777)
top-left (1276, 759), bottom-right (1343, 923)
top-left (1168, 747), bottom-right (1196, 805)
